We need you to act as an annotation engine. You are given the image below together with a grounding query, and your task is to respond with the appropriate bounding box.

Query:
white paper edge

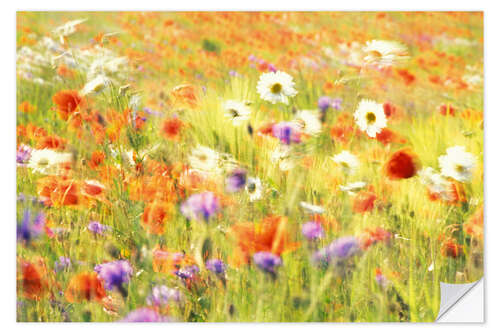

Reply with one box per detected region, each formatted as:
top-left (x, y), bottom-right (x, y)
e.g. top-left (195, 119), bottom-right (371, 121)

top-left (436, 278), bottom-right (484, 322)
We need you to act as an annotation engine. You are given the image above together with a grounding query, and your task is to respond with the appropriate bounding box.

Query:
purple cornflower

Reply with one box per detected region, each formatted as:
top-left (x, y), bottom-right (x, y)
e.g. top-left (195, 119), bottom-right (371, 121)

top-left (94, 260), bottom-right (133, 291)
top-left (312, 236), bottom-right (360, 268)
top-left (272, 121), bottom-right (301, 145)
top-left (229, 70), bottom-right (239, 77)
top-left (175, 265), bottom-right (199, 280)
top-left (301, 221), bottom-right (324, 240)
top-left (206, 259), bottom-right (226, 275)
top-left (268, 63), bottom-right (277, 72)
top-left (17, 209), bottom-right (45, 243)
top-left (318, 97), bottom-right (342, 113)
top-left (331, 98), bottom-right (342, 110)
top-left (54, 256), bottom-right (71, 272)
top-left (146, 285), bottom-right (182, 307)
top-left (143, 107), bottom-right (162, 116)
top-left (17, 144), bottom-right (32, 165)
top-left (180, 192), bottom-right (220, 222)
top-left (120, 308), bottom-right (169, 322)
top-left (226, 168), bottom-right (247, 193)
top-left (253, 252), bottom-right (282, 275)
top-left (17, 193), bottom-right (44, 206)
top-left (87, 221), bottom-right (110, 235)
top-left (317, 96), bottom-right (333, 112)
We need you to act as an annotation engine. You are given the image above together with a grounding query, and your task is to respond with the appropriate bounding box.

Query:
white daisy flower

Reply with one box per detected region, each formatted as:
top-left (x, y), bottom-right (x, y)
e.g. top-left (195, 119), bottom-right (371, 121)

top-left (339, 181), bottom-right (366, 196)
top-left (294, 110), bottom-right (322, 136)
top-left (362, 40), bottom-right (409, 67)
top-left (299, 201), bottom-right (325, 214)
top-left (27, 149), bottom-right (73, 175)
top-left (438, 146), bottom-right (477, 182)
top-left (223, 100), bottom-right (251, 126)
top-left (271, 145), bottom-right (295, 171)
top-left (246, 177), bottom-right (263, 201)
top-left (52, 19), bottom-right (87, 43)
top-left (354, 99), bottom-right (387, 138)
top-left (257, 71), bottom-right (297, 104)
top-left (188, 145), bottom-right (222, 176)
top-left (81, 75), bottom-right (111, 96)
top-left (331, 150), bottom-right (360, 175)
top-left (418, 167), bottom-right (454, 201)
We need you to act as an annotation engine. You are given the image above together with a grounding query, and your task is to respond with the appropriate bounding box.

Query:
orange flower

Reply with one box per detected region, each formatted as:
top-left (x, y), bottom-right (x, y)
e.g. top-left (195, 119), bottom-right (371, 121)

top-left (383, 102), bottom-right (397, 118)
top-left (352, 191), bottom-right (377, 213)
top-left (17, 258), bottom-right (55, 300)
top-left (330, 124), bottom-right (354, 145)
top-left (384, 149), bottom-right (421, 180)
top-left (375, 128), bottom-right (407, 146)
top-left (52, 90), bottom-right (83, 120)
top-left (459, 109), bottom-right (483, 123)
top-left (438, 103), bottom-right (456, 116)
top-left (441, 238), bottom-right (464, 258)
top-left (65, 272), bottom-right (106, 303)
top-left (230, 215), bottom-right (299, 266)
top-left (358, 227), bottom-right (392, 250)
top-left (171, 84), bottom-right (198, 108)
top-left (396, 69), bottom-right (416, 85)
top-left (134, 111), bottom-right (147, 130)
top-left (141, 200), bottom-right (174, 234)
top-left (82, 180), bottom-right (105, 197)
top-left (312, 214), bottom-right (340, 232)
top-left (152, 246), bottom-right (196, 274)
top-left (449, 182), bottom-right (467, 204)
top-left (36, 134), bottom-right (67, 150)
top-left (161, 117), bottom-right (184, 141)
top-left (18, 101), bottom-right (36, 113)
top-left (464, 204), bottom-right (483, 239)
top-left (89, 151), bottom-right (105, 169)
top-left (37, 177), bottom-right (80, 207)
top-left (56, 63), bottom-right (76, 79)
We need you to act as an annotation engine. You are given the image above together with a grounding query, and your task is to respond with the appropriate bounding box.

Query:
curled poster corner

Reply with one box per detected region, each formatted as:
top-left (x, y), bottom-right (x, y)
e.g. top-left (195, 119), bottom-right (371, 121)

top-left (435, 278), bottom-right (483, 322)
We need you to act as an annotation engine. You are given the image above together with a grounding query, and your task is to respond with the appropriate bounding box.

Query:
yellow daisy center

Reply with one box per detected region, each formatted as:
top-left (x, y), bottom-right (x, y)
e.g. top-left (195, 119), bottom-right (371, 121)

top-left (270, 83), bottom-right (282, 94)
top-left (366, 112), bottom-right (376, 124)
top-left (228, 109), bottom-right (239, 118)
top-left (38, 158), bottom-right (49, 166)
top-left (368, 50), bottom-right (383, 58)
top-left (247, 182), bottom-right (256, 193)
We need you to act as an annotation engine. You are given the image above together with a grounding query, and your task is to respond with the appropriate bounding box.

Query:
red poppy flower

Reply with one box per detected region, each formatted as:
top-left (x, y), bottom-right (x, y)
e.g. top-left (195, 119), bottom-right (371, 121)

top-left (161, 117), bottom-right (184, 141)
top-left (359, 227), bottom-right (392, 250)
top-left (89, 151), bottom-right (105, 169)
top-left (396, 69), bottom-right (416, 85)
top-left (464, 205), bottom-right (483, 239)
top-left (438, 103), bottom-right (456, 116)
top-left (375, 128), bottom-right (407, 146)
top-left (230, 215), bottom-right (299, 266)
top-left (65, 272), bottom-right (106, 303)
top-left (36, 135), bottom-right (67, 150)
top-left (141, 201), bottom-right (174, 235)
top-left (385, 149), bottom-right (420, 180)
top-left (352, 191), bottom-right (377, 213)
top-left (52, 90), bottom-right (83, 120)
top-left (17, 258), bottom-right (54, 300)
top-left (19, 101), bottom-right (36, 113)
top-left (441, 238), bottom-right (464, 258)
top-left (383, 102), bottom-right (397, 118)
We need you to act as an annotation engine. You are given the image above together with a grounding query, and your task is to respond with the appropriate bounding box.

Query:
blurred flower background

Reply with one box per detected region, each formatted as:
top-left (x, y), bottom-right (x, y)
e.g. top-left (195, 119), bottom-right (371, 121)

top-left (16, 11), bottom-right (483, 322)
